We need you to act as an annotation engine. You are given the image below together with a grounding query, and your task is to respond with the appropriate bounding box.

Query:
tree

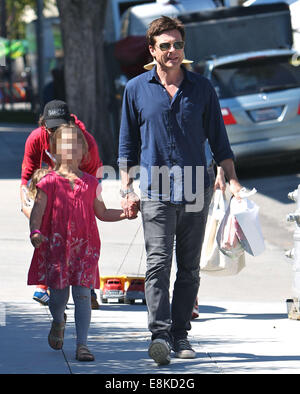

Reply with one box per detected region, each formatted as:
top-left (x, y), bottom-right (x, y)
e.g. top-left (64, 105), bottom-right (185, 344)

top-left (2, 0), bottom-right (52, 39)
top-left (56, 0), bottom-right (116, 166)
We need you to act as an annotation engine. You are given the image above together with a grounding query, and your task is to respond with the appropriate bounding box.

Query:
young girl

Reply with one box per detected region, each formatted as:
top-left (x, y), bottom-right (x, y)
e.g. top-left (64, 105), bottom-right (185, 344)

top-left (28, 124), bottom-right (136, 361)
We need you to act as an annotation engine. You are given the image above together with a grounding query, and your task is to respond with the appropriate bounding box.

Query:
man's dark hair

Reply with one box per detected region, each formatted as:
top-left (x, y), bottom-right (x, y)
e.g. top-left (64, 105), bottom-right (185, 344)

top-left (146, 15), bottom-right (185, 47)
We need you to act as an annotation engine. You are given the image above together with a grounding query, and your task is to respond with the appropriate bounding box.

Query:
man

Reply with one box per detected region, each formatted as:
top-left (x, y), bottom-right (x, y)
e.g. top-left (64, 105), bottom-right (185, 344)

top-left (21, 100), bottom-right (103, 309)
top-left (118, 16), bottom-right (242, 365)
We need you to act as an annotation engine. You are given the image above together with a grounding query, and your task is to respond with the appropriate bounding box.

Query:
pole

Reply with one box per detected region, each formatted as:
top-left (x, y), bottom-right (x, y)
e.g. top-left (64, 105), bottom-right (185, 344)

top-left (36, 0), bottom-right (44, 111)
top-left (1, 0), bottom-right (6, 38)
top-left (0, 0), bottom-right (7, 110)
top-left (286, 185), bottom-right (300, 319)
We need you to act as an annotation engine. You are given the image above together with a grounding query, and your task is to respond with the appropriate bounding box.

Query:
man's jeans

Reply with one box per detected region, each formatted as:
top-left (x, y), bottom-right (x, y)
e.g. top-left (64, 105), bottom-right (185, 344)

top-left (140, 186), bottom-right (212, 341)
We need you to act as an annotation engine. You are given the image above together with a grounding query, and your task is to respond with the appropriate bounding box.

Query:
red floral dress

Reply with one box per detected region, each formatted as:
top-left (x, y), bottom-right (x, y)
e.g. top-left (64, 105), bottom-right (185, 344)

top-left (28, 171), bottom-right (101, 289)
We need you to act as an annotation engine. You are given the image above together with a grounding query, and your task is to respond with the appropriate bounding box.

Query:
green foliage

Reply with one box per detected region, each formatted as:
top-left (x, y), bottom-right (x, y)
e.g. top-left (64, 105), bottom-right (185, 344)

top-left (4, 0), bottom-right (52, 39)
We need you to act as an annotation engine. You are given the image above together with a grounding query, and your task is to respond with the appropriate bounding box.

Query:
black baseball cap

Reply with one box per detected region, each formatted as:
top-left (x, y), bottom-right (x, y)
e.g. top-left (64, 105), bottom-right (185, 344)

top-left (43, 100), bottom-right (71, 129)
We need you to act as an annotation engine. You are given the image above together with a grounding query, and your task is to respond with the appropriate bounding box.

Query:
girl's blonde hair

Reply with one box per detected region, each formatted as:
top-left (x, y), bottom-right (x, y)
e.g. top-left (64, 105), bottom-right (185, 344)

top-left (49, 124), bottom-right (89, 169)
top-left (27, 168), bottom-right (50, 200)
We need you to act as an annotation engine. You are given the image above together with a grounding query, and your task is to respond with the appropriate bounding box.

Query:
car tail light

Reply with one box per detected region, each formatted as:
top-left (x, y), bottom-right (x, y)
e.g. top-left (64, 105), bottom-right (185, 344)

top-left (221, 108), bottom-right (237, 125)
top-left (298, 103), bottom-right (300, 115)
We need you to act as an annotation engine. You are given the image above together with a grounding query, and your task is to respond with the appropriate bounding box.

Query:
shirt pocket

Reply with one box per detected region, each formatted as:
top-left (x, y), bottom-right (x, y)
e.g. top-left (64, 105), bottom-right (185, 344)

top-left (182, 99), bottom-right (203, 129)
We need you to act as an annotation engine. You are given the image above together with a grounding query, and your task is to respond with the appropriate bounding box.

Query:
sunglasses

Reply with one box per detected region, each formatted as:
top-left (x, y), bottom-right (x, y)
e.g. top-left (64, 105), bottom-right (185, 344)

top-left (47, 126), bottom-right (59, 133)
top-left (158, 41), bottom-right (185, 51)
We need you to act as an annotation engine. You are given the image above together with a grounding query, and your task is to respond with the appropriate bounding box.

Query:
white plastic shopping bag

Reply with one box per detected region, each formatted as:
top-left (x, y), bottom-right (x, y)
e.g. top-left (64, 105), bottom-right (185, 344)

top-left (200, 190), bottom-right (245, 276)
top-left (230, 188), bottom-right (265, 256)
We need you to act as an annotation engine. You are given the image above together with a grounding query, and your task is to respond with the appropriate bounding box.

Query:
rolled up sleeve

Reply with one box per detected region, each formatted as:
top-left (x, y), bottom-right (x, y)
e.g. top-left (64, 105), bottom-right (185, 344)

top-left (118, 84), bottom-right (140, 169)
top-left (203, 80), bottom-right (234, 165)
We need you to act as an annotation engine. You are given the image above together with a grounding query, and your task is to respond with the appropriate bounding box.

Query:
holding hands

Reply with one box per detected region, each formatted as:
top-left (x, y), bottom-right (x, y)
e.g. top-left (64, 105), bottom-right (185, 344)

top-left (121, 191), bottom-right (140, 219)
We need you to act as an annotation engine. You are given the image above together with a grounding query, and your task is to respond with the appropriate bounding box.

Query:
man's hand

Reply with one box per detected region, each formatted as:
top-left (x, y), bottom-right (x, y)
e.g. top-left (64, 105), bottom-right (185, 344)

top-left (219, 159), bottom-right (243, 200)
top-left (228, 179), bottom-right (243, 201)
top-left (214, 166), bottom-right (226, 192)
top-left (121, 191), bottom-right (140, 219)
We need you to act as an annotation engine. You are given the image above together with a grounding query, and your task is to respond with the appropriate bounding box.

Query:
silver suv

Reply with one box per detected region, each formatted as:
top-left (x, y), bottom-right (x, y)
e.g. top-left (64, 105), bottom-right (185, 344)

top-left (195, 49), bottom-right (300, 164)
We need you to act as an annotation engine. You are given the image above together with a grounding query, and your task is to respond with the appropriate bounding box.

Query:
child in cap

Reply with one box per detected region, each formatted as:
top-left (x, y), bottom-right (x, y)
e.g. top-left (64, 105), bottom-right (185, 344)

top-left (27, 124), bottom-right (138, 361)
top-left (21, 100), bottom-right (103, 309)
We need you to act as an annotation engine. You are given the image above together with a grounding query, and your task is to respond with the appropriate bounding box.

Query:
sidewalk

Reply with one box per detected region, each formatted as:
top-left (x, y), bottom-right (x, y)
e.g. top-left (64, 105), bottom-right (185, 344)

top-left (1, 298), bottom-right (300, 374)
top-left (1, 179), bottom-right (300, 375)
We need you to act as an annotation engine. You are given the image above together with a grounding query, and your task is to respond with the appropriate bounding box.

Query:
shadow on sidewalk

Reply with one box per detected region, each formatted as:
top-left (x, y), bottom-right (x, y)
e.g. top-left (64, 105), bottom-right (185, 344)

top-left (1, 301), bottom-right (297, 374)
top-left (195, 304), bottom-right (287, 323)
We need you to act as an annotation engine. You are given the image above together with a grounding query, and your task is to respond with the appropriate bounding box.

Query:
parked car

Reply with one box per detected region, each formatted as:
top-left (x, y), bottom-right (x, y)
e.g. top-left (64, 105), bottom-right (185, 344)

top-left (194, 49), bottom-right (300, 165)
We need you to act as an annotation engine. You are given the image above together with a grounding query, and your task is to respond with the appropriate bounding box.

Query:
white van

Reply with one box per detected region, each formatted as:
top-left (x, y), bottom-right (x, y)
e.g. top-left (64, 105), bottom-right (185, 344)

top-left (120, 0), bottom-right (219, 38)
top-left (104, 0), bottom-right (155, 42)
top-left (243, 0), bottom-right (300, 51)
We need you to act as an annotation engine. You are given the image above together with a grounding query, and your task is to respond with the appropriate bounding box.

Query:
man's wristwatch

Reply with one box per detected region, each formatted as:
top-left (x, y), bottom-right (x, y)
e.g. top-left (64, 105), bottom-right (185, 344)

top-left (120, 186), bottom-right (134, 198)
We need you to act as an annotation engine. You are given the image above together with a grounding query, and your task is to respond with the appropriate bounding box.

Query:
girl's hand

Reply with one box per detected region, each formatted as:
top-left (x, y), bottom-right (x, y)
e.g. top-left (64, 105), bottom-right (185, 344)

top-left (30, 233), bottom-right (45, 248)
top-left (121, 192), bottom-right (140, 219)
top-left (121, 204), bottom-right (139, 220)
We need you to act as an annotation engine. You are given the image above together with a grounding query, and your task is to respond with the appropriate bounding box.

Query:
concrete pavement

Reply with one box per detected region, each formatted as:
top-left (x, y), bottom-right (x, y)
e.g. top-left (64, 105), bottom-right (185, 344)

top-left (1, 176), bottom-right (300, 376)
top-left (2, 299), bottom-right (300, 375)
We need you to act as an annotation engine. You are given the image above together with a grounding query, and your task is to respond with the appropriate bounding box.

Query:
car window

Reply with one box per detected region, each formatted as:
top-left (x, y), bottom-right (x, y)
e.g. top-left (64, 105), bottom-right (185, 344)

top-left (211, 55), bottom-right (300, 98)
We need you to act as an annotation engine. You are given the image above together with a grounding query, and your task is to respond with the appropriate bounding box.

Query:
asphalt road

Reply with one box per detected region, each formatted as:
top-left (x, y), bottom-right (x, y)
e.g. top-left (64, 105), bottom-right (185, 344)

top-left (0, 123), bottom-right (34, 179)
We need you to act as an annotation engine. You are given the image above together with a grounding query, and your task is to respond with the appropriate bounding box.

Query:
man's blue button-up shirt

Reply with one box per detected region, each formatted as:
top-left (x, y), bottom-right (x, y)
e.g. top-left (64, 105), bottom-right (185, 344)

top-left (118, 65), bottom-right (234, 203)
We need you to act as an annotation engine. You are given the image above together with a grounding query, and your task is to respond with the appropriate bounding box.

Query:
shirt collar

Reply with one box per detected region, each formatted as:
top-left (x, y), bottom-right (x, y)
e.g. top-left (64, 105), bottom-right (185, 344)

top-left (147, 65), bottom-right (194, 84)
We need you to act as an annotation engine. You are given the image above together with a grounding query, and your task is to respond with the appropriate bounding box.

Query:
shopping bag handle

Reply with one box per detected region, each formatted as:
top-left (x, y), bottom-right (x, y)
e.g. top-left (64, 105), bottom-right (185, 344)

top-left (212, 189), bottom-right (227, 214)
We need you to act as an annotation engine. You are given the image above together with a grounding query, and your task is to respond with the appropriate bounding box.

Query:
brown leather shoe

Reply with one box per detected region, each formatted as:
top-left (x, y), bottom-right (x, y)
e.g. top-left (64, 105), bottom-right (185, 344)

top-left (76, 344), bottom-right (95, 361)
top-left (48, 320), bottom-right (65, 350)
top-left (48, 313), bottom-right (67, 350)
